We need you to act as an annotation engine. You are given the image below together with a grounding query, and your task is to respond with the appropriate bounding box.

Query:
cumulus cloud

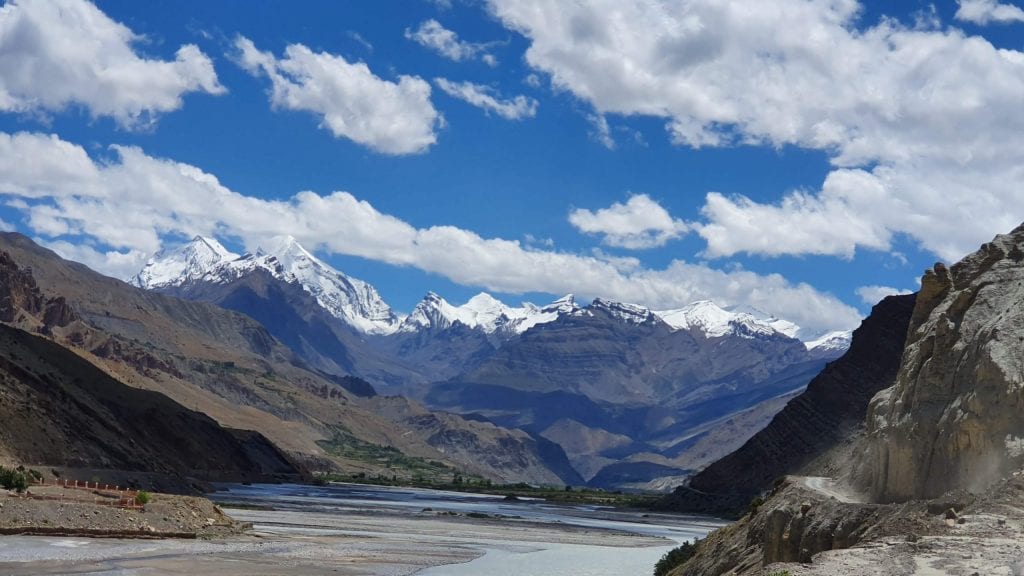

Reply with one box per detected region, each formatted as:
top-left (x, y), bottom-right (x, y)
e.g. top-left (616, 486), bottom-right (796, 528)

top-left (856, 285), bottom-right (914, 306)
top-left (569, 194), bottom-right (688, 249)
top-left (405, 19), bottom-right (497, 66)
top-left (0, 0), bottom-right (223, 127)
top-left (0, 131), bottom-right (861, 335)
top-left (435, 78), bottom-right (537, 120)
top-left (956, 0), bottom-right (1024, 24)
top-left (487, 0), bottom-right (1024, 262)
top-left (233, 36), bottom-right (440, 155)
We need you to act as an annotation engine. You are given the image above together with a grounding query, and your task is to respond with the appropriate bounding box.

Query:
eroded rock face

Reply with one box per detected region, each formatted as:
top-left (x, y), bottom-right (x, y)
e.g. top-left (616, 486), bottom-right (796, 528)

top-left (858, 223), bottom-right (1024, 502)
top-left (655, 293), bottom-right (915, 517)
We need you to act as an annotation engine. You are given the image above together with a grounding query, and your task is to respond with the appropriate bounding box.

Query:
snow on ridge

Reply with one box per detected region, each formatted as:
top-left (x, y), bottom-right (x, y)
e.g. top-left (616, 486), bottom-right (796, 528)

top-left (131, 235), bottom-right (400, 335)
top-left (132, 237), bottom-right (846, 350)
top-left (130, 235), bottom-right (238, 289)
top-left (654, 300), bottom-right (801, 340)
top-left (398, 291), bottom-right (579, 336)
top-left (589, 297), bottom-right (656, 324)
top-left (803, 330), bottom-right (853, 353)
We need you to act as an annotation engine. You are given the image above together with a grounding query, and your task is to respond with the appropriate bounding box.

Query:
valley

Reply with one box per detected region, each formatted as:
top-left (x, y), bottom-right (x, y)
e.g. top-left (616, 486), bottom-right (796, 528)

top-left (0, 2), bottom-right (1020, 575)
top-left (0, 482), bottom-right (724, 575)
top-left (131, 234), bottom-right (851, 489)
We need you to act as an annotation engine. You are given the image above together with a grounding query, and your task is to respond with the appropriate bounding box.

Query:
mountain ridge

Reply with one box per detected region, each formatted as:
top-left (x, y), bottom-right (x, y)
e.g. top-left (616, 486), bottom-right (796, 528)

top-left (132, 235), bottom-right (851, 349)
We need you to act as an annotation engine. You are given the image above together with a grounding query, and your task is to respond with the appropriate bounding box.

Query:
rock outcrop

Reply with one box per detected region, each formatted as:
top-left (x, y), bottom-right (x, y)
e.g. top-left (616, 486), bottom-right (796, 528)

top-left (669, 477), bottom-right (905, 576)
top-left (857, 224), bottom-right (1024, 502)
top-left (656, 293), bottom-right (916, 517)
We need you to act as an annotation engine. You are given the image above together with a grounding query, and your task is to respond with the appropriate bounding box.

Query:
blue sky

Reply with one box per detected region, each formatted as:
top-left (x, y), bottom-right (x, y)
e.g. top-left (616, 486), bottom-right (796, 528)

top-left (0, 0), bottom-right (1023, 334)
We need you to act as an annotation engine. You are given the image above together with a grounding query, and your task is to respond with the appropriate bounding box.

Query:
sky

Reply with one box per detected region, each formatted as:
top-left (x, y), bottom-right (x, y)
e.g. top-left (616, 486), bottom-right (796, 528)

top-left (0, 0), bottom-right (1023, 336)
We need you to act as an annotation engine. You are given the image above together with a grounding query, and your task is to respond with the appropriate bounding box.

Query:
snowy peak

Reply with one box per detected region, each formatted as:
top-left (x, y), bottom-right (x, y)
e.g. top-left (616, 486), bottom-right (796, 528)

top-left (130, 235), bottom-right (238, 289)
top-left (588, 298), bottom-right (657, 324)
top-left (804, 330), bottom-right (853, 354)
top-left (651, 300), bottom-right (849, 353)
top-left (655, 300), bottom-right (790, 340)
top-left (543, 294), bottom-right (579, 314)
top-left (398, 291), bottom-right (578, 338)
top-left (131, 235), bottom-right (400, 335)
top-left (243, 236), bottom-right (400, 335)
top-left (257, 235), bottom-right (314, 269)
top-left (400, 292), bottom-right (467, 332)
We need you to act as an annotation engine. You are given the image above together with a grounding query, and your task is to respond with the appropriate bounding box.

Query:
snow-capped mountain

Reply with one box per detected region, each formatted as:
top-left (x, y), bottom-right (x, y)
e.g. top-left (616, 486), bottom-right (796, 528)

top-left (653, 299), bottom-right (849, 352)
top-left (130, 235), bottom-right (237, 289)
top-left (130, 236), bottom-right (850, 353)
top-left (656, 300), bottom-right (791, 339)
top-left (802, 330), bottom-right (854, 355)
top-left (588, 298), bottom-right (659, 324)
top-left (399, 291), bottom-right (580, 340)
top-left (130, 235), bottom-right (401, 335)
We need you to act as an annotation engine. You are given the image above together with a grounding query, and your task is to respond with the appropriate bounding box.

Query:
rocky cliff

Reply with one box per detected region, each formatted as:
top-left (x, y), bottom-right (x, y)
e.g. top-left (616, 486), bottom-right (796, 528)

top-left (666, 223), bottom-right (1024, 576)
top-left (857, 224), bottom-right (1024, 502)
top-left (657, 293), bottom-right (916, 516)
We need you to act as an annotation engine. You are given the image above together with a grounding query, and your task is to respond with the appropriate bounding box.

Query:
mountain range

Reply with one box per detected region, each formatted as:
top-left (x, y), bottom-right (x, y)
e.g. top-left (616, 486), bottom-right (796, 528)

top-left (0, 233), bottom-right (573, 488)
top-left (130, 235), bottom-right (852, 487)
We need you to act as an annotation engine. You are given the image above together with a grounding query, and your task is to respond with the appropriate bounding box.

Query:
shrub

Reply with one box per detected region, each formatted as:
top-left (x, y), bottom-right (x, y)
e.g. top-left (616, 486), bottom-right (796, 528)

top-left (0, 466), bottom-right (28, 493)
top-left (653, 538), bottom-right (700, 576)
top-left (135, 491), bottom-right (151, 506)
top-left (749, 496), bottom-right (766, 516)
top-left (766, 571), bottom-right (792, 576)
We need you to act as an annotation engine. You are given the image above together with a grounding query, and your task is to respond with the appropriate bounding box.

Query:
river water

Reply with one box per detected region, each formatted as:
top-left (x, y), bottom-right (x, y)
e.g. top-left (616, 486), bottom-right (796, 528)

top-left (0, 483), bottom-right (724, 575)
top-left (216, 482), bottom-right (725, 575)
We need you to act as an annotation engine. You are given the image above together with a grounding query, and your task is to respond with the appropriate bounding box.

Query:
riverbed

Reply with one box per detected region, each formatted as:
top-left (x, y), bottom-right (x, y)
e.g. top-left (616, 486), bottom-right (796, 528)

top-left (0, 482), bottom-right (724, 575)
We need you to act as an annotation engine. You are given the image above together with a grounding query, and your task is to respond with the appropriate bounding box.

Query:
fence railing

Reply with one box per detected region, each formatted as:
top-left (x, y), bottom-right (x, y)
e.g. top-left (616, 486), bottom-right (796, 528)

top-left (25, 477), bottom-right (144, 510)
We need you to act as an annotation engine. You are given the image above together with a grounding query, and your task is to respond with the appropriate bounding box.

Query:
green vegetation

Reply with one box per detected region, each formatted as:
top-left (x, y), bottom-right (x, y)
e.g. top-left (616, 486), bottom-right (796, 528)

top-left (749, 495), bottom-right (766, 516)
top-left (316, 470), bottom-right (659, 507)
top-left (135, 490), bottom-right (151, 505)
top-left (0, 466), bottom-right (29, 492)
top-left (766, 571), bottom-right (792, 576)
top-left (315, 427), bottom-right (659, 508)
top-left (654, 538), bottom-right (700, 576)
top-left (316, 430), bottom-right (457, 483)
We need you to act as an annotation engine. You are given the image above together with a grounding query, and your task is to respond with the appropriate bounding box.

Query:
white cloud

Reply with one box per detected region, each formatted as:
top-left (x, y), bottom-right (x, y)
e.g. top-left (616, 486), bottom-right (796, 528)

top-left (956, 0), bottom-right (1024, 24)
top-left (487, 0), bottom-right (1024, 262)
top-left (0, 131), bottom-right (861, 335)
top-left (855, 285), bottom-right (914, 306)
top-left (569, 194), bottom-right (688, 250)
top-left (587, 114), bottom-right (615, 149)
top-left (345, 31), bottom-right (374, 53)
top-left (0, 0), bottom-right (223, 128)
top-left (233, 36), bottom-right (440, 155)
top-left (405, 19), bottom-right (497, 66)
top-left (435, 78), bottom-right (537, 120)
top-left (42, 239), bottom-right (150, 280)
